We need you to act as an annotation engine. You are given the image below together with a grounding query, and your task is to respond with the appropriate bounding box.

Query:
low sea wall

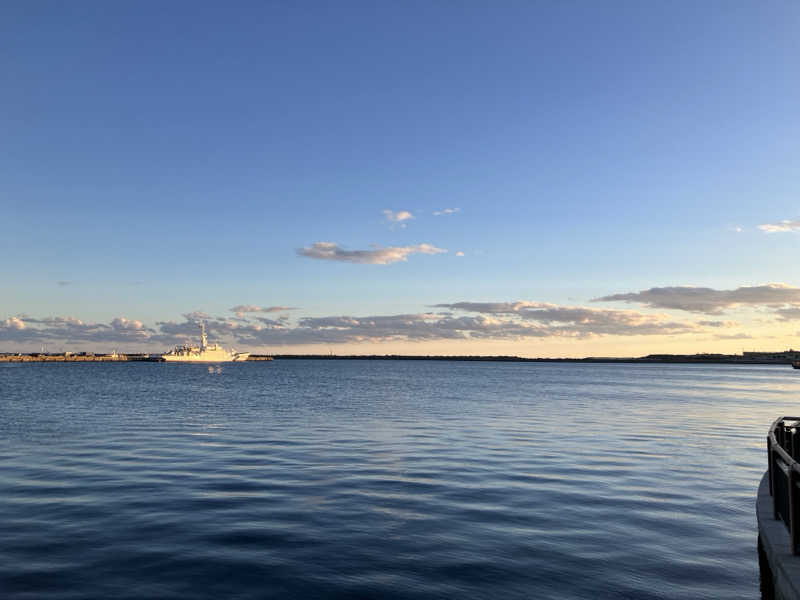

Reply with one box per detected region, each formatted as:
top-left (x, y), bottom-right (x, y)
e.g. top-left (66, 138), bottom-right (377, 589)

top-left (0, 354), bottom-right (274, 362)
top-left (758, 471), bottom-right (800, 599)
top-left (0, 355), bottom-right (149, 362)
top-left (757, 416), bottom-right (800, 599)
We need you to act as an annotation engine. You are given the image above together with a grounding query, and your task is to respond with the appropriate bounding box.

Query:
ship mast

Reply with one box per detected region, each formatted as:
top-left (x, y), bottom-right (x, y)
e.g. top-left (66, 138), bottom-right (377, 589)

top-left (199, 322), bottom-right (208, 349)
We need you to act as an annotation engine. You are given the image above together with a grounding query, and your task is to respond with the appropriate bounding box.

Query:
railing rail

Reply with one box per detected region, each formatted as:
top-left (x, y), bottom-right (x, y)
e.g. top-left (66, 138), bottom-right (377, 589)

top-left (767, 416), bottom-right (800, 554)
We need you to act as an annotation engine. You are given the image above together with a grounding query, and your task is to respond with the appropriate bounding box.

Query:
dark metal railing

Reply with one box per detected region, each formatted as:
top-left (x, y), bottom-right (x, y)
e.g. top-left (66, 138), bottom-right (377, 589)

top-left (767, 416), bottom-right (800, 554)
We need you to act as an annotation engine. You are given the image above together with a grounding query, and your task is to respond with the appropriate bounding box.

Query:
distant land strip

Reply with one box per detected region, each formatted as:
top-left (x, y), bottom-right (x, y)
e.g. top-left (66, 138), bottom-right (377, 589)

top-left (1, 351), bottom-right (800, 364)
top-left (271, 353), bottom-right (799, 364)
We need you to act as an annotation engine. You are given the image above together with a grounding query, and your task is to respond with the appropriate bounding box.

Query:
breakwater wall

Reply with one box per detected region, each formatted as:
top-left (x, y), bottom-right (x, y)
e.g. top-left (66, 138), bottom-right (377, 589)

top-left (0, 354), bottom-right (274, 363)
top-left (0, 354), bottom-right (156, 362)
top-left (758, 417), bottom-right (800, 599)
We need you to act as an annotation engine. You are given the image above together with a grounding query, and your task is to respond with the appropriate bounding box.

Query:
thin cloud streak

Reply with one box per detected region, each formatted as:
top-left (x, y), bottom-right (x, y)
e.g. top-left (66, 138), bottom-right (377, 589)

top-left (774, 307), bottom-right (800, 321)
top-left (182, 311), bottom-right (211, 321)
top-left (297, 242), bottom-right (447, 264)
top-left (433, 301), bottom-right (708, 337)
top-left (230, 305), bottom-right (297, 317)
top-left (433, 208), bottom-right (460, 216)
top-left (593, 283), bottom-right (800, 315)
top-left (759, 220), bottom-right (800, 233)
top-left (433, 301), bottom-right (547, 314)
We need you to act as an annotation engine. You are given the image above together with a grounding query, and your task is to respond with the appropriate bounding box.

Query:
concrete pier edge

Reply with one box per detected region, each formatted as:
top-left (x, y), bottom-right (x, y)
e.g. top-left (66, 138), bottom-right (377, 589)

top-left (758, 471), bottom-right (800, 599)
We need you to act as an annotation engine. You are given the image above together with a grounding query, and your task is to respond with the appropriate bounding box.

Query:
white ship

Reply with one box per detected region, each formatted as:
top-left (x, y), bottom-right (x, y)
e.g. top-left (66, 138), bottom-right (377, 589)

top-left (161, 323), bottom-right (250, 362)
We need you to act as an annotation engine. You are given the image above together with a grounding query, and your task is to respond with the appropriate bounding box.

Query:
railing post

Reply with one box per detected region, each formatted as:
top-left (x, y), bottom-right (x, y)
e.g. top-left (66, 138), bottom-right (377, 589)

top-left (769, 435), bottom-right (774, 496)
top-left (774, 449), bottom-right (781, 521)
top-left (791, 467), bottom-right (800, 555)
top-left (792, 427), bottom-right (798, 461)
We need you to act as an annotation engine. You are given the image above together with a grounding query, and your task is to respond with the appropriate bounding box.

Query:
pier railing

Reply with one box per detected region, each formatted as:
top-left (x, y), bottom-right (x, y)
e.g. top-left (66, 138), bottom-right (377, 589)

top-left (767, 416), bottom-right (800, 554)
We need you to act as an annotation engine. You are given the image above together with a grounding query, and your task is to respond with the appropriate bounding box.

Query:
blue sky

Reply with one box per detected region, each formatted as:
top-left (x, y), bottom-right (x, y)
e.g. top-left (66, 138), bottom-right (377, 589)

top-left (3, 1), bottom-right (800, 355)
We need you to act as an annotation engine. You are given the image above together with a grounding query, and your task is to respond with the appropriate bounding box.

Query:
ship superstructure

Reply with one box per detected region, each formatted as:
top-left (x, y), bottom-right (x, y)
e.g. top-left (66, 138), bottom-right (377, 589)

top-left (161, 323), bottom-right (250, 362)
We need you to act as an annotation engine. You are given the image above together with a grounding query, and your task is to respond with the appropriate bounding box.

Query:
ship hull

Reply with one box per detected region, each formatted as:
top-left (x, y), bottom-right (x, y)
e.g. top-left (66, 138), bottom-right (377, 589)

top-left (162, 355), bottom-right (236, 362)
top-left (161, 351), bottom-right (251, 362)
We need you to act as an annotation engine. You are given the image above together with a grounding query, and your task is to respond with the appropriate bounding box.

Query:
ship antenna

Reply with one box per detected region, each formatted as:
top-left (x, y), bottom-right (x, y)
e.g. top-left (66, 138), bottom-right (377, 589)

top-left (199, 321), bottom-right (208, 349)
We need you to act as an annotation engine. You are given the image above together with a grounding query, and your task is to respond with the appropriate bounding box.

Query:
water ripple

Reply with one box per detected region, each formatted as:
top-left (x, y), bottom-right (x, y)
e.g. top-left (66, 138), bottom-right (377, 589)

top-left (1, 361), bottom-right (793, 599)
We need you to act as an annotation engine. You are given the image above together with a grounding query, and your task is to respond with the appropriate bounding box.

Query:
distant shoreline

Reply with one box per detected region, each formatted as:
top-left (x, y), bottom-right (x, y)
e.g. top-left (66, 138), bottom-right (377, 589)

top-left (271, 354), bottom-right (795, 365)
top-left (1, 352), bottom-right (797, 365)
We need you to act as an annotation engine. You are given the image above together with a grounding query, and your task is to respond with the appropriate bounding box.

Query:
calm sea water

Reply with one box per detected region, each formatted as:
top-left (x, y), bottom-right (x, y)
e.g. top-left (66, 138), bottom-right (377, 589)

top-left (0, 360), bottom-right (794, 599)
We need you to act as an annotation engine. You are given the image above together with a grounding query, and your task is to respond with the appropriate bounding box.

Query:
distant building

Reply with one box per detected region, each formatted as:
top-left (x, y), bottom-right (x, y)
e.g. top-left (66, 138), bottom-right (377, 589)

top-left (742, 350), bottom-right (800, 363)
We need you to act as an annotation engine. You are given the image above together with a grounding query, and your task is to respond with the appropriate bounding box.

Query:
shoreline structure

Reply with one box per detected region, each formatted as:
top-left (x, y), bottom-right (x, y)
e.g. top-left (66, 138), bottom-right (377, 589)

top-left (757, 417), bottom-right (800, 599)
top-left (1, 350), bottom-right (800, 364)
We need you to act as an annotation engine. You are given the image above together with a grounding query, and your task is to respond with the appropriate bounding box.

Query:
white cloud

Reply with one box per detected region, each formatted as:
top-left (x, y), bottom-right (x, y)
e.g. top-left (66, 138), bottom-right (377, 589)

top-left (3, 317), bottom-right (25, 330)
top-left (455, 251), bottom-right (465, 257)
top-left (759, 220), bottom-right (800, 233)
top-left (297, 242), bottom-right (447, 264)
top-left (433, 208), bottom-right (460, 216)
top-left (382, 210), bottom-right (414, 227)
top-left (593, 283), bottom-right (800, 315)
top-left (111, 317), bottom-right (145, 331)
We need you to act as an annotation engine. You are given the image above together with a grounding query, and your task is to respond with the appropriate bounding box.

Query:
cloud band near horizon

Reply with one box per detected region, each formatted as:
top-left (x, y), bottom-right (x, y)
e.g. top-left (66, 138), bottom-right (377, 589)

top-left (1, 302), bottom-right (742, 349)
top-left (8, 280), bottom-right (800, 350)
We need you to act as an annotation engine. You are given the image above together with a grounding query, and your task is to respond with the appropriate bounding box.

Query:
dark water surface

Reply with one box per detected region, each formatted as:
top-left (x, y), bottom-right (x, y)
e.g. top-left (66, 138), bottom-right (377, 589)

top-left (0, 361), bottom-right (794, 599)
